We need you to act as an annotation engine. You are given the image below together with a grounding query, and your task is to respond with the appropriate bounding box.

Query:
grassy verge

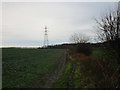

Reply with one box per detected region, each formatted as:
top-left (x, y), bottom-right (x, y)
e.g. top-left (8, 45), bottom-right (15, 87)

top-left (73, 62), bottom-right (83, 88)
top-left (73, 62), bottom-right (92, 88)
top-left (52, 60), bottom-right (72, 88)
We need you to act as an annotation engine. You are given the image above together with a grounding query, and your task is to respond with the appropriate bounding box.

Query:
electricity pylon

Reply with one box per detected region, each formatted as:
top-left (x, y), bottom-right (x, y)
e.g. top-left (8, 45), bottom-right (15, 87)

top-left (43, 26), bottom-right (49, 47)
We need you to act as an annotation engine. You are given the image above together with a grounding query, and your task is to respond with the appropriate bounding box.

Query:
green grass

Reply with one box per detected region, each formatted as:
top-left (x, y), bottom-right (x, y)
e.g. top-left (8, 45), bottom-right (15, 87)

top-left (2, 48), bottom-right (65, 88)
top-left (73, 62), bottom-right (85, 88)
top-left (91, 49), bottom-right (105, 59)
top-left (91, 48), bottom-right (118, 64)
top-left (52, 60), bottom-right (72, 88)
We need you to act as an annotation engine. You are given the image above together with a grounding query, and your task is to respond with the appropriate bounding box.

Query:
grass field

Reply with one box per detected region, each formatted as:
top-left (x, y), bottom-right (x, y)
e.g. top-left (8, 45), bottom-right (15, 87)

top-left (2, 48), bottom-right (65, 88)
top-left (91, 48), bottom-right (118, 64)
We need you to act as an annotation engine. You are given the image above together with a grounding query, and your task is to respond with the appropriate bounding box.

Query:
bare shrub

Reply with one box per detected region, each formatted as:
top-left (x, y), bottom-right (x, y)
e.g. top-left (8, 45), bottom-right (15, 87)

top-left (71, 53), bottom-right (120, 88)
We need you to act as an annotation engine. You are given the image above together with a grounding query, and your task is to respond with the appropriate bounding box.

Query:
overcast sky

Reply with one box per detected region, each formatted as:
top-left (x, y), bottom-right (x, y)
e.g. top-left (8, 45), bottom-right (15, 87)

top-left (2, 2), bottom-right (117, 47)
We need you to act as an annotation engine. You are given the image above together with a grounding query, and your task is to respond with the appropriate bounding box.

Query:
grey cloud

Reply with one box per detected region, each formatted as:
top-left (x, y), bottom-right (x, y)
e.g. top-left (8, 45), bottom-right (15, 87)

top-left (2, 2), bottom-right (117, 46)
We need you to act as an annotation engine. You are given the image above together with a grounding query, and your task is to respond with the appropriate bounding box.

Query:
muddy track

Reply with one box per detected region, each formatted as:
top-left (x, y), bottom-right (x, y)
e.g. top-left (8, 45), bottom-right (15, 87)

top-left (43, 50), bottom-right (67, 88)
top-left (68, 62), bottom-right (75, 88)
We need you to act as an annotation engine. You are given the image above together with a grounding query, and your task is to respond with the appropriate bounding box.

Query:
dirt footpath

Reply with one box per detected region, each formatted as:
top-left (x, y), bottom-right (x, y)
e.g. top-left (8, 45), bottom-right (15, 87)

top-left (43, 50), bottom-right (67, 88)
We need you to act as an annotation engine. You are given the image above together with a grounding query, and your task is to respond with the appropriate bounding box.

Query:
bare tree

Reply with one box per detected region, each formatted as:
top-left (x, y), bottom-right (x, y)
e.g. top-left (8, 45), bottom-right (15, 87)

top-left (69, 33), bottom-right (91, 55)
top-left (70, 33), bottom-right (90, 44)
top-left (95, 9), bottom-right (120, 41)
top-left (95, 2), bottom-right (120, 64)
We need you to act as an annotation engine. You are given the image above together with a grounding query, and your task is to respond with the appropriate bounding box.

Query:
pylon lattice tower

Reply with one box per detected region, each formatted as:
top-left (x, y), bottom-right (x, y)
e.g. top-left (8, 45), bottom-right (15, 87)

top-left (118, 1), bottom-right (120, 13)
top-left (44, 26), bottom-right (49, 47)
